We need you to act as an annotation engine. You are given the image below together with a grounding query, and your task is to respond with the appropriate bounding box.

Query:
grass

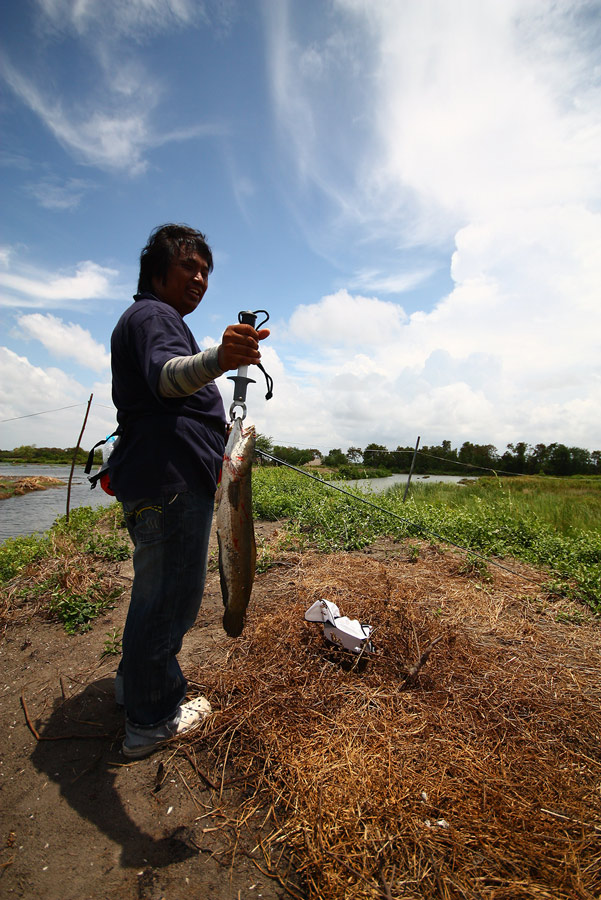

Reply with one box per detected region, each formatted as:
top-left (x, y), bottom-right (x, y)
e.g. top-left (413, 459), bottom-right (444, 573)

top-left (410, 475), bottom-right (601, 535)
top-left (0, 504), bottom-right (131, 633)
top-left (252, 470), bottom-right (601, 612)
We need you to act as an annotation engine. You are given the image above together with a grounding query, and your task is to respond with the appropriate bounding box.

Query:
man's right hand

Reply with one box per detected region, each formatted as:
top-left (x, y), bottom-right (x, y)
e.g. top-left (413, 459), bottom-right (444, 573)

top-left (218, 323), bottom-right (270, 372)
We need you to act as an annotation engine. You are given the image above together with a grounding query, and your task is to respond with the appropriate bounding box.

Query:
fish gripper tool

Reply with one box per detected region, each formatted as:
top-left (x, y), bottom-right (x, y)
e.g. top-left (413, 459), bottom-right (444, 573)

top-left (228, 309), bottom-right (271, 421)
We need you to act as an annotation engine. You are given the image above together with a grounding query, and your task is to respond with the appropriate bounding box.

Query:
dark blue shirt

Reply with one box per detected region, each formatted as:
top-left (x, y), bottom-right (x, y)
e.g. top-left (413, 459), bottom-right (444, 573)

top-left (109, 293), bottom-right (226, 501)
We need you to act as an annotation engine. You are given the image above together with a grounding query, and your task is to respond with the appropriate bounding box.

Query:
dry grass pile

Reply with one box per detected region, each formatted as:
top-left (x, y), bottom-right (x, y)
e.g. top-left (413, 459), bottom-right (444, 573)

top-left (0, 475), bottom-right (63, 500)
top-left (192, 546), bottom-right (601, 900)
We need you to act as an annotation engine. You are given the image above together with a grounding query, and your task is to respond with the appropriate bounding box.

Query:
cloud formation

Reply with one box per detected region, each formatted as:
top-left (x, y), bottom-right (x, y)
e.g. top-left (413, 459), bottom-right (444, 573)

top-left (254, 0), bottom-right (601, 451)
top-left (1, 0), bottom-right (227, 177)
top-left (25, 177), bottom-right (91, 210)
top-left (36, 0), bottom-right (203, 39)
top-left (0, 254), bottom-right (119, 308)
top-left (0, 346), bottom-right (115, 447)
top-left (17, 313), bottom-right (111, 372)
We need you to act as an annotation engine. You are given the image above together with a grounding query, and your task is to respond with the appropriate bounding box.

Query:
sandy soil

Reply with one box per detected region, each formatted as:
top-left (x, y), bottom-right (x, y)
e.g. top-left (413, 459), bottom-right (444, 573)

top-left (0, 520), bottom-right (288, 900)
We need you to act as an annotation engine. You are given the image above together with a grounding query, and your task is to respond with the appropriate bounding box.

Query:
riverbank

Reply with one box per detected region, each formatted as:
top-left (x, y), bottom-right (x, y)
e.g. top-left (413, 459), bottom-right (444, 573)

top-left (0, 475), bottom-right (64, 501)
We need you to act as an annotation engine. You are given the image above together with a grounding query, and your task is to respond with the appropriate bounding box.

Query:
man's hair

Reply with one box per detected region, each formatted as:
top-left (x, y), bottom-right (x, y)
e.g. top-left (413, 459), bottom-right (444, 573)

top-left (137, 223), bottom-right (214, 294)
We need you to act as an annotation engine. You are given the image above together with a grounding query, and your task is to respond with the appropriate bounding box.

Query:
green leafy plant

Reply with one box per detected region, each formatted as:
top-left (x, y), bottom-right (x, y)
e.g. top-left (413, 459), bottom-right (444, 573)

top-left (458, 553), bottom-right (493, 582)
top-left (408, 545), bottom-right (420, 563)
top-left (101, 628), bottom-right (122, 658)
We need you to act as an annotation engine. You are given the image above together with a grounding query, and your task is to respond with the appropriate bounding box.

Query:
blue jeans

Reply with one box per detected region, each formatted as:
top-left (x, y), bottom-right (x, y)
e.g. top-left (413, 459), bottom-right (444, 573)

top-left (119, 490), bottom-right (214, 728)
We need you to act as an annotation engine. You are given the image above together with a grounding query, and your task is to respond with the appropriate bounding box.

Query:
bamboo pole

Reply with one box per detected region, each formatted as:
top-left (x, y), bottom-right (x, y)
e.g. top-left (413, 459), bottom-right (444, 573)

top-left (402, 435), bottom-right (420, 503)
top-left (66, 393), bottom-right (93, 522)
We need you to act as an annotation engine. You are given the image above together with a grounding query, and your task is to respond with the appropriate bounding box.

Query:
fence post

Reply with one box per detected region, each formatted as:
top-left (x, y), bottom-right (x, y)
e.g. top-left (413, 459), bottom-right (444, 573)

top-left (66, 393), bottom-right (93, 523)
top-left (402, 435), bottom-right (421, 503)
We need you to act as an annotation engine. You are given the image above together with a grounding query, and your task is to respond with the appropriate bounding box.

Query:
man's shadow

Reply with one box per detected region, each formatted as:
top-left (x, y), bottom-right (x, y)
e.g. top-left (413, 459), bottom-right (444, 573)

top-left (30, 677), bottom-right (197, 868)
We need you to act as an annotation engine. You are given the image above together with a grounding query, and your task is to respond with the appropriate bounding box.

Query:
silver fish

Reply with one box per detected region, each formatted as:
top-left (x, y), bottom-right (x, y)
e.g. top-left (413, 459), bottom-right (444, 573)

top-left (216, 417), bottom-right (256, 637)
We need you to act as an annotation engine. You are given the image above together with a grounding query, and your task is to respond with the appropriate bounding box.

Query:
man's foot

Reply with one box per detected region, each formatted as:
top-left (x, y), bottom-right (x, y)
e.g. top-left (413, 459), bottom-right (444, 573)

top-left (122, 697), bottom-right (212, 759)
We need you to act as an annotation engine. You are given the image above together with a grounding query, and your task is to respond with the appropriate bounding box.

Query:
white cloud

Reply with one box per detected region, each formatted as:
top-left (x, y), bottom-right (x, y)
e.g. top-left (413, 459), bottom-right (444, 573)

top-left (17, 313), bottom-right (111, 372)
top-left (0, 347), bottom-right (116, 449)
top-left (36, 0), bottom-right (203, 39)
top-left (1, 42), bottom-right (225, 175)
top-left (0, 258), bottom-right (118, 308)
top-left (25, 177), bottom-right (91, 210)
top-left (0, 59), bottom-right (151, 175)
top-left (348, 268), bottom-right (433, 295)
top-left (288, 289), bottom-right (407, 350)
top-left (0, 347), bottom-right (79, 410)
top-left (266, 0), bottom-right (601, 241)
top-left (262, 235), bottom-right (601, 452)
top-left (357, 0), bottom-right (601, 229)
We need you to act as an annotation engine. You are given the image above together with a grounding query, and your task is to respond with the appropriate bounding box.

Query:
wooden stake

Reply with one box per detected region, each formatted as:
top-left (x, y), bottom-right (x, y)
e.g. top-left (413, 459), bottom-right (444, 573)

top-left (66, 393), bottom-right (93, 522)
top-left (402, 434), bottom-right (421, 502)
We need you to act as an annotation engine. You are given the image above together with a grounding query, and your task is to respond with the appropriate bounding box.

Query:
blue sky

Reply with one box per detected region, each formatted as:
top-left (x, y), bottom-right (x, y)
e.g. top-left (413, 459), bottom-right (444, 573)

top-left (1, 0), bottom-right (600, 456)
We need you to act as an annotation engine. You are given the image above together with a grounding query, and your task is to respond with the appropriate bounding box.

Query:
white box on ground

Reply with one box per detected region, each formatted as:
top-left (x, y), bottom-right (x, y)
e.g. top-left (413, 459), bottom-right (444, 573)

top-left (305, 599), bottom-right (373, 654)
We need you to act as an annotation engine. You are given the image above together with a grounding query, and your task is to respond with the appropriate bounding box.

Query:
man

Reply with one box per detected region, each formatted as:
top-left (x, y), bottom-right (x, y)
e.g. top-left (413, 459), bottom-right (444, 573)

top-left (108, 223), bottom-right (269, 758)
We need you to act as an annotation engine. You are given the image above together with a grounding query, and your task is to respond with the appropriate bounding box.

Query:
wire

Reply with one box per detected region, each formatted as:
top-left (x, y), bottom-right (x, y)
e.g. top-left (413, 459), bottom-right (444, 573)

top-left (255, 449), bottom-right (543, 586)
top-left (0, 404), bottom-right (83, 423)
top-left (417, 450), bottom-right (522, 476)
top-left (363, 447), bottom-right (526, 477)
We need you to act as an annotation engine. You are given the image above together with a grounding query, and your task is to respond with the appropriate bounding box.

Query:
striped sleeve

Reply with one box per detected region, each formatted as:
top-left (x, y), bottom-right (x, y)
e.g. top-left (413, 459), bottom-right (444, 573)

top-left (158, 346), bottom-right (224, 398)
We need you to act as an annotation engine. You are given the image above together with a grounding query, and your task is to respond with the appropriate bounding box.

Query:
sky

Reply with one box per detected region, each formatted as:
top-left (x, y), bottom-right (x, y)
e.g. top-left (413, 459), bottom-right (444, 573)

top-left (1, 0), bottom-right (600, 458)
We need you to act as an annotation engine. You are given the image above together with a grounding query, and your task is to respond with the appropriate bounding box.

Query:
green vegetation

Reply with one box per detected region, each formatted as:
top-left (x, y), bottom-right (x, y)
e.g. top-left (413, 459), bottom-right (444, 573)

top-left (0, 445), bottom-right (102, 465)
top-left (0, 504), bottom-right (130, 633)
top-left (101, 627), bottom-right (122, 658)
top-left (4, 437), bottom-right (599, 475)
top-left (253, 470), bottom-right (601, 613)
top-left (2, 466), bottom-right (599, 638)
top-left (0, 532), bottom-right (51, 583)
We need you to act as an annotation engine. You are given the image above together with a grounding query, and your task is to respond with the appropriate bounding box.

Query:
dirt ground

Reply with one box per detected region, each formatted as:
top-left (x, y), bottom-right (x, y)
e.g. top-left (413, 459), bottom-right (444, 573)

top-left (2, 514), bottom-right (600, 899)
top-left (0, 519), bottom-right (289, 900)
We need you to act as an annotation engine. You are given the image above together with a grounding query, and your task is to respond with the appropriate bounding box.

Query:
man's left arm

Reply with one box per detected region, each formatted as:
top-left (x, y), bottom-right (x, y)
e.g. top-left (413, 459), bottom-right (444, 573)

top-left (159, 347), bottom-right (223, 398)
top-left (158, 323), bottom-right (270, 399)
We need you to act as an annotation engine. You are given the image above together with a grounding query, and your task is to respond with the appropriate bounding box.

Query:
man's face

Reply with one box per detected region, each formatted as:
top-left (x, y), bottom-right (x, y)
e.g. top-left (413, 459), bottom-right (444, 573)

top-left (151, 249), bottom-right (210, 317)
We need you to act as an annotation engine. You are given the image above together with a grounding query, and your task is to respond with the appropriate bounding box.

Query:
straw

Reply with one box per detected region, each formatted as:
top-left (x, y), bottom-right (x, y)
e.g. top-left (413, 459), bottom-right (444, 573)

top-left (188, 543), bottom-right (601, 899)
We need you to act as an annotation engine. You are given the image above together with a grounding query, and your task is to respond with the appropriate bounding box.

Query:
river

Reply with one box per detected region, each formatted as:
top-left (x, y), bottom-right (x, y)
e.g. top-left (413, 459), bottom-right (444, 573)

top-left (0, 464), bottom-right (115, 543)
top-left (336, 472), bottom-right (474, 494)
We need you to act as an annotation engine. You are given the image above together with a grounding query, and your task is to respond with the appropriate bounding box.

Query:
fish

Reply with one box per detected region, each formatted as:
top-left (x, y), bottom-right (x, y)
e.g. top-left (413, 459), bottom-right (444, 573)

top-left (215, 417), bottom-right (257, 637)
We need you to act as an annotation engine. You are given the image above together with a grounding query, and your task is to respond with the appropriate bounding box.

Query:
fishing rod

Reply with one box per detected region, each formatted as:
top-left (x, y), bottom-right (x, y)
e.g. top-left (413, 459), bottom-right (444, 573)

top-left (228, 309), bottom-right (273, 421)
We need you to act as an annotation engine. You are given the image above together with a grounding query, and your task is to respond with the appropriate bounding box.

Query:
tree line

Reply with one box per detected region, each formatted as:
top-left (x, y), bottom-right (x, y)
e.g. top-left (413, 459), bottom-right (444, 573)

top-left (3, 440), bottom-right (600, 476)
top-left (257, 438), bottom-right (601, 476)
top-left (0, 446), bottom-right (95, 465)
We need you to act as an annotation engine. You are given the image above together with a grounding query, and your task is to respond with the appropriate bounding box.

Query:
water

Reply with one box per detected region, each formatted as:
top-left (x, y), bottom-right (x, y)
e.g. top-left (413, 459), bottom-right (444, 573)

top-left (0, 464), bottom-right (115, 543)
top-left (335, 473), bottom-right (475, 494)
